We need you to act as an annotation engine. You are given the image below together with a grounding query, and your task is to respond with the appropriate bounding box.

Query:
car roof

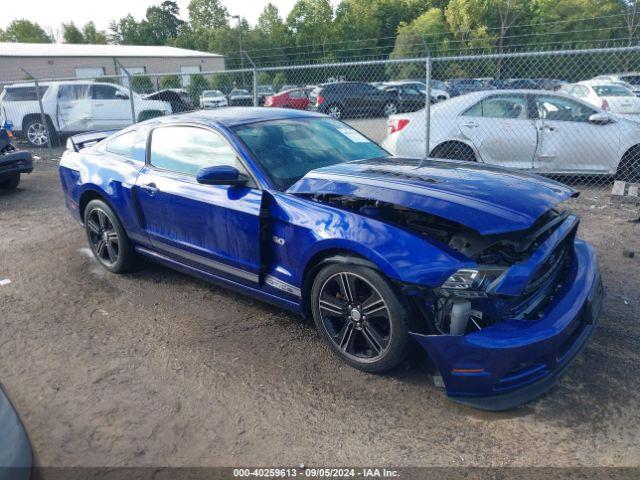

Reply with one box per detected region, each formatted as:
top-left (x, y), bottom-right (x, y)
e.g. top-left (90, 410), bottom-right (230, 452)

top-left (150, 107), bottom-right (326, 128)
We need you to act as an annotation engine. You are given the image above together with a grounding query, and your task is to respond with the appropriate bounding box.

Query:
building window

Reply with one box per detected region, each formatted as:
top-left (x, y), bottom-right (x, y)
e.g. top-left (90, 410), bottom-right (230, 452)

top-left (180, 65), bottom-right (202, 87)
top-left (75, 67), bottom-right (106, 79)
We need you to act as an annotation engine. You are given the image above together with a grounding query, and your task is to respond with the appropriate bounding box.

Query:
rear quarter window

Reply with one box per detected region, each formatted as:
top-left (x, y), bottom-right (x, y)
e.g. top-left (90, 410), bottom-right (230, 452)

top-left (106, 131), bottom-right (137, 157)
top-left (3, 86), bottom-right (49, 101)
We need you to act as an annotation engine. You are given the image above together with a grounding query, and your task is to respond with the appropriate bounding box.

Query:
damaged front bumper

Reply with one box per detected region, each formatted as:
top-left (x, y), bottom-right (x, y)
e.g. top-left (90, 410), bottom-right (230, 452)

top-left (411, 239), bottom-right (603, 411)
top-left (0, 151), bottom-right (33, 178)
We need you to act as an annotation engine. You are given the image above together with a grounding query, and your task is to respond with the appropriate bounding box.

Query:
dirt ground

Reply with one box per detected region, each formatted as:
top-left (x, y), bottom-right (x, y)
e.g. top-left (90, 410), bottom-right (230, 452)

top-left (1, 159), bottom-right (640, 470)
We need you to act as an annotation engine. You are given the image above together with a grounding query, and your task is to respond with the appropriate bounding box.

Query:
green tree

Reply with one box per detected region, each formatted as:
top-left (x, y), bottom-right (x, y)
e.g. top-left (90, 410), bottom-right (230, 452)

top-left (2, 19), bottom-right (53, 43)
top-left (286, 0), bottom-right (334, 60)
top-left (188, 0), bottom-right (229, 29)
top-left (62, 22), bottom-right (84, 44)
top-left (445, 0), bottom-right (495, 51)
top-left (110, 15), bottom-right (145, 44)
top-left (531, 0), bottom-right (620, 48)
top-left (387, 8), bottom-right (451, 78)
top-left (272, 72), bottom-right (287, 91)
top-left (257, 71), bottom-right (273, 85)
top-left (254, 3), bottom-right (291, 64)
top-left (210, 73), bottom-right (232, 92)
top-left (160, 74), bottom-right (182, 89)
top-left (131, 75), bottom-right (154, 94)
top-left (187, 73), bottom-right (210, 101)
top-left (144, 0), bottom-right (185, 44)
top-left (82, 21), bottom-right (108, 44)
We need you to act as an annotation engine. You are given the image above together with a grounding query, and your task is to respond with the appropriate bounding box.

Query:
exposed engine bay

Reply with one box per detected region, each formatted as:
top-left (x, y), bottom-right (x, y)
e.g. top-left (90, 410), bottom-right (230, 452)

top-left (308, 193), bottom-right (574, 337)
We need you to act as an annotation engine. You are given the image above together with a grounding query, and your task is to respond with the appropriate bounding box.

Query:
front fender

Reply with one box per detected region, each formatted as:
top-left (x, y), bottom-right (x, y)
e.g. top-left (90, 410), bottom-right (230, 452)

top-left (269, 193), bottom-right (472, 289)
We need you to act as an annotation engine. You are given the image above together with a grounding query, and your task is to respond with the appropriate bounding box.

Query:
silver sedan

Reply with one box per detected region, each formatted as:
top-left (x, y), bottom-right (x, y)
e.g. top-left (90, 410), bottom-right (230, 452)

top-left (381, 89), bottom-right (640, 181)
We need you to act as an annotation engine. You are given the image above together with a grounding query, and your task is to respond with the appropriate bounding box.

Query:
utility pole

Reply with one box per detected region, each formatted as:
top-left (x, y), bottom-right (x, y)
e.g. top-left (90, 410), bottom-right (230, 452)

top-left (231, 15), bottom-right (246, 87)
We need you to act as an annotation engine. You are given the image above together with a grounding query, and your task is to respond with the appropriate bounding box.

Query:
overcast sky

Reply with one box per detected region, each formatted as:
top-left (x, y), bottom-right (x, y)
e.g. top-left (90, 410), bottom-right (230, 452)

top-left (1, 0), bottom-right (312, 39)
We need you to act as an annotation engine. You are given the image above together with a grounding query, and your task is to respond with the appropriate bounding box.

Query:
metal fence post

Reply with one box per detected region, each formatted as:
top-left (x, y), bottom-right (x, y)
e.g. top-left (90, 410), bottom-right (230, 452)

top-left (421, 56), bottom-right (432, 166)
top-left (115, 58), bottom-right (136, 124)
top-left (21, 68), bottom-right (53, 158)
top-left (243, 51), bottom-right (258, 107)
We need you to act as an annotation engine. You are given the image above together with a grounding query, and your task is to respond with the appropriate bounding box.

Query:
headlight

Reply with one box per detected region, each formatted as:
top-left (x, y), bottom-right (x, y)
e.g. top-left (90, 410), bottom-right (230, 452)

top-left (437, 267), bottom-right (506, 298)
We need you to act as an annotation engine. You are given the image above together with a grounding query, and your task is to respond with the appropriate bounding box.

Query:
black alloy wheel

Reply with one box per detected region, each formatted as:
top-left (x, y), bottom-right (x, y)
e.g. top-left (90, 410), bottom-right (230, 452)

top-left (311, 262), bottom-right (410, 372)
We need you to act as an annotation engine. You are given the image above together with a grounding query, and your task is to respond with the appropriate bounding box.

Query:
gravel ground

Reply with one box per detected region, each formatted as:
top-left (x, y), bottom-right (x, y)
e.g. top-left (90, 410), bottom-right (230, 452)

top-left (1, 159), bottom-right (640, 471)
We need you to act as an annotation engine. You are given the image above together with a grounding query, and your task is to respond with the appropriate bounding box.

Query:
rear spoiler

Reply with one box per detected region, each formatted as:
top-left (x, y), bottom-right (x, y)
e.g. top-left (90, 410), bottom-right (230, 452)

top-left (66, 130), bottom-right (120, 152)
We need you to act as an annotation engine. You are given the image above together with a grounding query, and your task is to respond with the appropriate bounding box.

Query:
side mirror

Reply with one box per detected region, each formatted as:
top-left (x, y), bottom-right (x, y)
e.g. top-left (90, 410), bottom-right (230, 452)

top-left (196, 165), bottom-right (247, 186)
top-left (588, 112), bottom-right (612, 125)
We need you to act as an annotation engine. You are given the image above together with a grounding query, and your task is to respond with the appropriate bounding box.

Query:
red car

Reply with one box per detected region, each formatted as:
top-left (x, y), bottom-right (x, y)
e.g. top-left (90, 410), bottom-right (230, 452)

top-left (264, 88), bottom-right (309, 110)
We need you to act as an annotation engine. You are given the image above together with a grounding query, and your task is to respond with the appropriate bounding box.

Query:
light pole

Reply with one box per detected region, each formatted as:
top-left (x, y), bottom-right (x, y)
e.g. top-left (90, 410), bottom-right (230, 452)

top-left (231, 15), bottom-right (245, 87)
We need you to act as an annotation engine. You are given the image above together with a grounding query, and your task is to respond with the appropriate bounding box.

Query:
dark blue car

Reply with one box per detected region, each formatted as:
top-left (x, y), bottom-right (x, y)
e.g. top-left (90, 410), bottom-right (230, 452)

top-left (59, 108), bottom-right (603, 410)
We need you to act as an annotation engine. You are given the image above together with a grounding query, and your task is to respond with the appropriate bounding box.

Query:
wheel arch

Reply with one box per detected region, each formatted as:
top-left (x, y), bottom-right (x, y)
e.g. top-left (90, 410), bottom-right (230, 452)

top-left (429, 139), bottom-right (478, 161)
top-left (299, 246), bottom-right (394, 320)
top-left (79, 187), bottom-right (118, 224)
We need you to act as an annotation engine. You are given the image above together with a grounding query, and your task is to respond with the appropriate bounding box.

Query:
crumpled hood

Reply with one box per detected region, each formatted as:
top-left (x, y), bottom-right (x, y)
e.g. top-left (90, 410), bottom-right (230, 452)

top-left (286, 158), bottom-right (578, 235)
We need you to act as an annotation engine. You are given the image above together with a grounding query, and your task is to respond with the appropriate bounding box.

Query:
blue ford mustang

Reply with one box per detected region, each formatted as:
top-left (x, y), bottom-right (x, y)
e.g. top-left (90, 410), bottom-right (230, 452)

top-left (59, 108), bottom-right (603, 410)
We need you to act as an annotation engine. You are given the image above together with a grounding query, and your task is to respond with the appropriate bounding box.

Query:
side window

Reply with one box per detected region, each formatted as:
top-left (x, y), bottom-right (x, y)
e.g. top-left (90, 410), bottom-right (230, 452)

top-left (463, 96), bottom-right (527, 119)
top-left (106, 131), bottom-right (137, 157)
top-left (571, 86), bottom-right (588, 98)
top-left (58, 84), bottom-right (91, 101)
top-left (401, 85), bottom-right (421, 95)
top-left (150, 126), bottom-right (243, 176)
top-left (463, 100), bottom-right (483, 117)
top-left (535, 95), bottom-right (595, 122)
top-left (92, 85), bottom-right (121, 100)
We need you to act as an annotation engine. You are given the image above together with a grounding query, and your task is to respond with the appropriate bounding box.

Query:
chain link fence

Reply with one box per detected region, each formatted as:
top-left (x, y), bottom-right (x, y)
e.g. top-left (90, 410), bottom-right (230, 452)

top-left (3, 46), bottom-right (640, 186)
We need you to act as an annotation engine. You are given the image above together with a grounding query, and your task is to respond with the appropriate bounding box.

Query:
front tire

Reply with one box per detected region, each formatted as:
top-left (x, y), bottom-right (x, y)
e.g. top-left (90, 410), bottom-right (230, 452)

top-left (616, 146), bottom-right (640, 182)
top-left (431, 142), bottom-right (477, 162)
top-left (310, 261), bottom-right (411, 373)
top-left (0, 173), bottom-right (20, 191)
top-left (84, 199), bottom-right (137, 273)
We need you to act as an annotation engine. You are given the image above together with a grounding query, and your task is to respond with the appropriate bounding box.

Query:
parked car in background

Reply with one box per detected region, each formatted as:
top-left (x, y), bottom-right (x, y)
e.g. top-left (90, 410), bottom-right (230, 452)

top-left (565, 81), bottom-right (640, 117)
top-left (279, 84), bottom-right (299, 92)
top-left (447, 78), bottom-right (491, 96)
top-left (380, 81), bottom-right (450, 105)
top-left (592, 73), bottom-right (640, 96)
top-left (308, 81), bottom-right (398, 118)
top-left (382, 90), bottom-right (640, 181)
top-left (505, 78), bottom-right (540, 89)
top-left (200, 90), bottom-right (228, 109)
top-left (59, 107), bottom-right (603, 410)
top-left (0, 121), bottom-right (32, 191)
top-left (146, 89), bottom-right (194, 113)
top-left (535, 78), bottom-right (568, 91)
top-left (256, 85), bottom-right (275, 106)
top-left (264, 88), bottom-right (310, 110)
top-left (0, 81), bottom-right (172, 147)
top-left (228, 89), bottom-right (253, 106)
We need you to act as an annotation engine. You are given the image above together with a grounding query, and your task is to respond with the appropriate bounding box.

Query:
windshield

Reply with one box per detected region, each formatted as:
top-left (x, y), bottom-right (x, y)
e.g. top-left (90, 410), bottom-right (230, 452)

top-left (231, 89), bottom-right (249, 96)
top-left (203, 90), bottom-right (223, 97)
top-left (257, 86), bottom-right (274, 94)
top-left (593, 85), bottom-right (634, 97)
top-left (233, 118), bottom-right (387, 190)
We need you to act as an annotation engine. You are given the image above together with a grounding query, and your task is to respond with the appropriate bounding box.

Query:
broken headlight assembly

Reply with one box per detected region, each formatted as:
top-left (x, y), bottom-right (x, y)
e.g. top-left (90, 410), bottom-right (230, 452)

top-left (435, 267), bottom-right (507, 299)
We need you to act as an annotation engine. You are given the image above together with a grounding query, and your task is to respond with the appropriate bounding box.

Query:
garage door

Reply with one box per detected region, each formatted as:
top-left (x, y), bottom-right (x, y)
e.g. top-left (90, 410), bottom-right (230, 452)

top-left (181, 66), bottom-right (201, 87)
top-left (75, 67), bottom-right (106, 79)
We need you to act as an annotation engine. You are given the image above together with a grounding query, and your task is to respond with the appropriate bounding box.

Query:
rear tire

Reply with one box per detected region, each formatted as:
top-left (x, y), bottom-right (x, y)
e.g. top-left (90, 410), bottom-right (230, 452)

top-left (310, 261), bottom-right (411, 373)
top-left (84, 199), bottom-right (137, 273)
top-left (326, 104), bottom-right (342, 119)
top-left (616, 146), bottom-right (640, 182)
top-left (383, 102), bottom-right (398, 116)
top-left (24, 117), bottom-right (58, 148)
top-left (0, 173), bottom-right (20, 191)
top-left (431, 142), bottom-right (477, 162)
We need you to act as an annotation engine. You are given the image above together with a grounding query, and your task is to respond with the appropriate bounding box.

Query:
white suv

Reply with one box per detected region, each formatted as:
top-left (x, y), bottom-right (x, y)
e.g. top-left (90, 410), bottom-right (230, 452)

top-left (0, 81), bottom-right (172, 147)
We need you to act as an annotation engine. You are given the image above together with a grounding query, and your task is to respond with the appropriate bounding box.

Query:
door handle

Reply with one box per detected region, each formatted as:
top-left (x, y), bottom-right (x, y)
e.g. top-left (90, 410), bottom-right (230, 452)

top-left (61, 105), bottom-right (72, 110)
top-left (463, 121), bottom-right (479, 128)
top-left (94, 103), bottom-right (104, 107)
top-left (140, 182), bottom-right (158, 195)
top-left (539, 125), bottom-right (556, 132)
